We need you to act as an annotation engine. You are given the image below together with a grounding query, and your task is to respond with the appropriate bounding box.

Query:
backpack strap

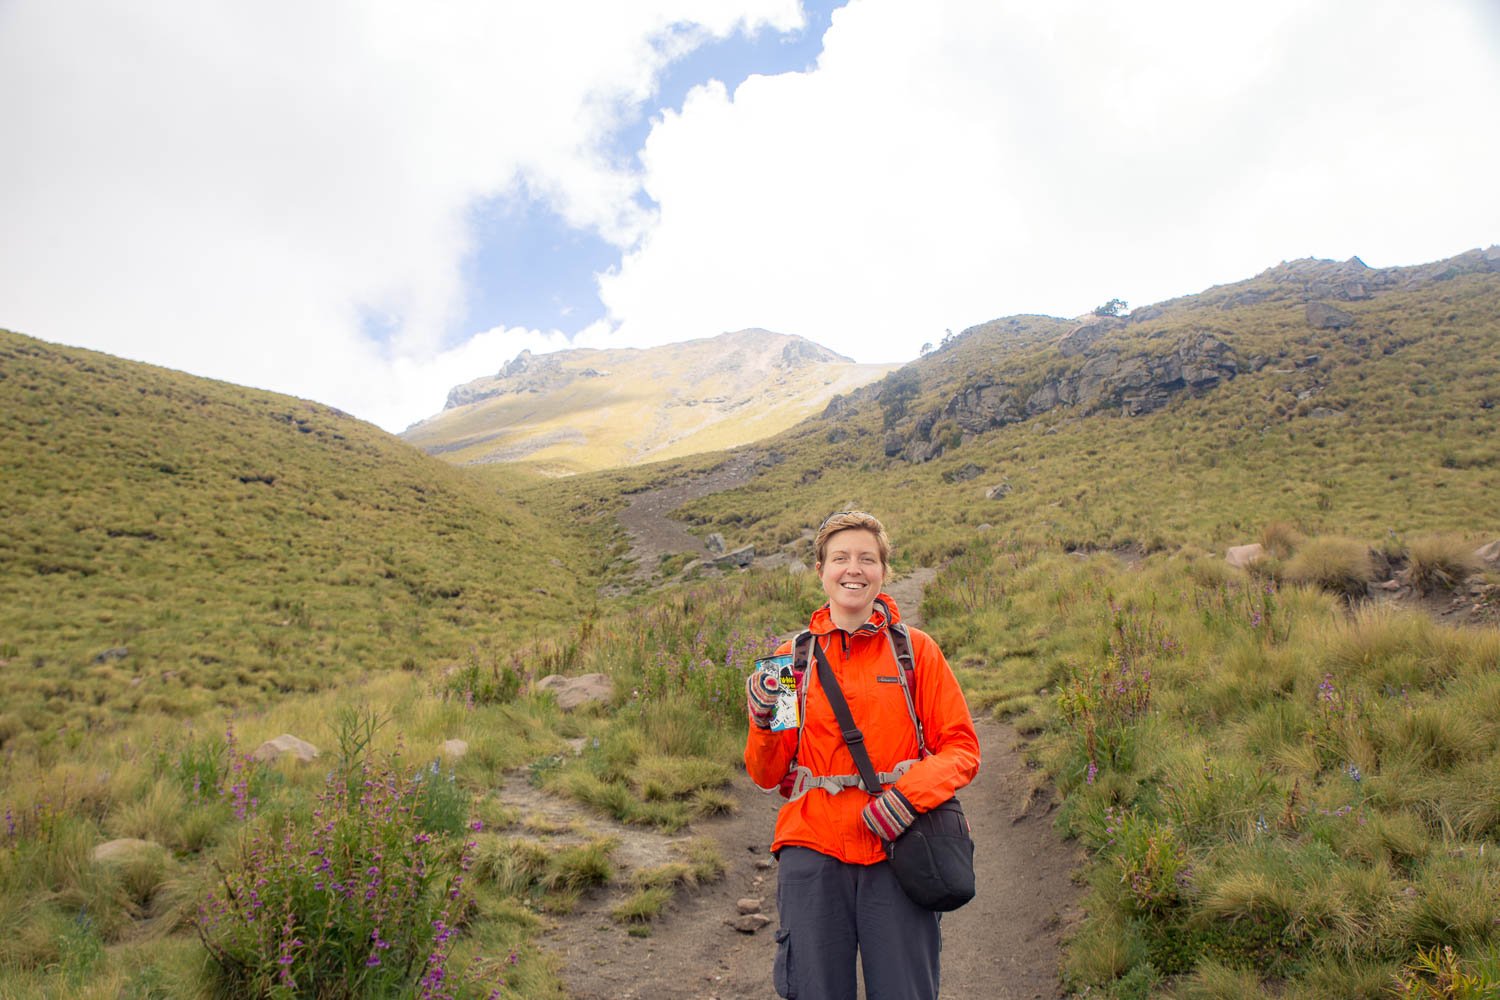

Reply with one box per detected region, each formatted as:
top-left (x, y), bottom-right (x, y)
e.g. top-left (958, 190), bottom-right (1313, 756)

top-left (885, 621), bottom-right (928, 758)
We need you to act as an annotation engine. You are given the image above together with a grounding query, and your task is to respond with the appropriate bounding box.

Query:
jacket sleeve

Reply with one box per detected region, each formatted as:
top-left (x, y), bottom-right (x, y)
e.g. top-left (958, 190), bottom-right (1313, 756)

top-left (890, 628), bottom-right (980, 812)
top-left (744, 640), bottom-right (799, 790)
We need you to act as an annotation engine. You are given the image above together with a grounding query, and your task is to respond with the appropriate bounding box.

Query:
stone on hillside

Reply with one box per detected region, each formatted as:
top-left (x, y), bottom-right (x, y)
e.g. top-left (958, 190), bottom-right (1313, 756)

top-left (1306, 302), bottom-right (1356, 329)
top-left (1226, 543), bottom-right (1266, 569)
top-left (1308, 407), bottom-right (1344, 419)
top-left (93, 838), bottom-right (163, 865)
top-left (93, 646), bottom-right (129, 664)
top-left (442, 739), bottom-right (468, 760)
top-left (785, 559), bottom-right (808, 575)
top-left (945, 463), bottom-right (985, 483)
top-left (535, 673), bottom-right (613, 711)
top-left (251, 734), bottom-right (320, 764)
top-left (985, 481), bottom-right (1012, 500)
top-left (1476, 540), bottom-right (1500, 567)
top-left (713, 545), bottom-right (756, 569)
top-left (737, 898), bottom-right (763, 914)
top-left (705, 532), bottom-right (726, 554)
top-left (976, 523), bottom-right (993, 532)
top-left (728, 913), bottom-right (772, 934)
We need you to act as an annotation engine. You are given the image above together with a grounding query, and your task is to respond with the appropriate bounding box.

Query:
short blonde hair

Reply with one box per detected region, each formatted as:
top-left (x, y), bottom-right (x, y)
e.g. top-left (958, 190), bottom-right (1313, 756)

top-left (814, 511), bottom-right (892, 569)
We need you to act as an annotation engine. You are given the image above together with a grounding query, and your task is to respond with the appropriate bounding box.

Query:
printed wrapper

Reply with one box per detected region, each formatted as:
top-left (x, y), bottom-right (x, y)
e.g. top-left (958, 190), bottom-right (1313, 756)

top-left (754, 653), bottom-right (798, 732)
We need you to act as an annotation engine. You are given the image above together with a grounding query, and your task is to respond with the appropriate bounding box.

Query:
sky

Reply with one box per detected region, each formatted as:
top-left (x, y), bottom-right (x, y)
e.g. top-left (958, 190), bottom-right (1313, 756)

top-left (2, 1), bottom-right (1497, 433)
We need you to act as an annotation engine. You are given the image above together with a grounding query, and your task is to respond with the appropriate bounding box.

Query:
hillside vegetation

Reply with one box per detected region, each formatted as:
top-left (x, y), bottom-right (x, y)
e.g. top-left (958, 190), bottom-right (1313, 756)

top-left (0, 247), bottom-right (1497, 999)
top-left (402, 328), bottom-right (897, 474)
top-left (647, 249), bottom-right (1500, 570)
top-left (0, 329), bottom-right (595, 748)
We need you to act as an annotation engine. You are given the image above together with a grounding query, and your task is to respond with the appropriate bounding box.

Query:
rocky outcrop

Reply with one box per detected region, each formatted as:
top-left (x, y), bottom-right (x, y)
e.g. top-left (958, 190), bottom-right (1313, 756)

top-left (885, 332), bottom-right (1244, 463)
top-left (1306, 302), bottom-right (1356, 330)
top-left (1057, 317), bottom-right (1122, 357)
top-left (779, 337), bottom-right (849, 367)
top-left (444, 350), bottom-right (569, 409)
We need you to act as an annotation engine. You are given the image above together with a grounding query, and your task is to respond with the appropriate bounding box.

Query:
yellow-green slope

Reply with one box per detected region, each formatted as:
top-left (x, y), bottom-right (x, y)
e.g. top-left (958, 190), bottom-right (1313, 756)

top-left (0, 329), bottom-right (591, 743)
top-left (402, 328), bottom-right (897, 474)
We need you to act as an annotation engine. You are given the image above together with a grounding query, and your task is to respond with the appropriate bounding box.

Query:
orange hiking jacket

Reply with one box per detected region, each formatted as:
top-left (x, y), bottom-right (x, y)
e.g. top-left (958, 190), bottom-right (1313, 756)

top-left (744, 593), bottom-right (980, 865)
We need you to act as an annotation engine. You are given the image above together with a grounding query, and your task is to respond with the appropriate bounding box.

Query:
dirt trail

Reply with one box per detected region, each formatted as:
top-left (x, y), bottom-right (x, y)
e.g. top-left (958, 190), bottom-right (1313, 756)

top-left (615, 452), bottom-right (763, 580)
top-left (530, 475), bottom-right (1083, 999)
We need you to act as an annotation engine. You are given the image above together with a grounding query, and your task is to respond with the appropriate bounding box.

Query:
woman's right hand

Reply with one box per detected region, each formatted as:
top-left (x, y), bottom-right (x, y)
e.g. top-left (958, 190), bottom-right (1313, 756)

top-left (746, 670), bottom-right (782, 728)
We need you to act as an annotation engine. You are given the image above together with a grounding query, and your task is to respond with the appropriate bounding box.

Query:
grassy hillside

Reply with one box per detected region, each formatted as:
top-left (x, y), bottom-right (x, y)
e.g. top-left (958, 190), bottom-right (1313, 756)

top-left (402, 328), bottom-right (897, 474)
top-left (1, 247), bottom-right (1496, 999)
top-left (0, 329), bottom-right (594, 748)
top-left (652, 250), bottom-right (1499, 569)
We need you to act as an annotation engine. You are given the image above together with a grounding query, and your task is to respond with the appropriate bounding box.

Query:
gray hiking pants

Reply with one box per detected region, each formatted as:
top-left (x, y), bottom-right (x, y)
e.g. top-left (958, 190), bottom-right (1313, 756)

top-left (774, 846), bottom-right (942, 1000)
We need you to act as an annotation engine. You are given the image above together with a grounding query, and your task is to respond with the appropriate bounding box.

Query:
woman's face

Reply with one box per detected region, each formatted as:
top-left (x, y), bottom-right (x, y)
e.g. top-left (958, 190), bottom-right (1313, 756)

top-left (817, 528), bottom-right (886, 623)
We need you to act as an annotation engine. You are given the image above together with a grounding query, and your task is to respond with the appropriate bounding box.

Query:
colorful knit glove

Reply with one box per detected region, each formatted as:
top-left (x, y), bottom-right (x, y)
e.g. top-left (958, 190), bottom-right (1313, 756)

top-left (862, 787), bottom-right (917, 842)
top-left (746, 670), bottom-right (781, 728)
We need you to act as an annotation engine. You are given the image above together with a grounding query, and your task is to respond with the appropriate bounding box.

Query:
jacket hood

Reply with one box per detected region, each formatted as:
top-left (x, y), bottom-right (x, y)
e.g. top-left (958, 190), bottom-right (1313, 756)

top-left (809, 592), bottom-right (903, 635)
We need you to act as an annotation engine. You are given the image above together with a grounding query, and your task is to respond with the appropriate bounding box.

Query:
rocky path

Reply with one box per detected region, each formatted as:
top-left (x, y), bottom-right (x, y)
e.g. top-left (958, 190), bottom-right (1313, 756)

top-left (614, 451), bottom-right (764, 581)
top-left (527, 524), bottom-right (1082, 997)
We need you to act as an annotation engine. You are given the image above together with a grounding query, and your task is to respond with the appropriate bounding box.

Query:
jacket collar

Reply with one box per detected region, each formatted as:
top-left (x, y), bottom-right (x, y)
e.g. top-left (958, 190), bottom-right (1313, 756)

top-left (809, 592), bottom-right (902, 636)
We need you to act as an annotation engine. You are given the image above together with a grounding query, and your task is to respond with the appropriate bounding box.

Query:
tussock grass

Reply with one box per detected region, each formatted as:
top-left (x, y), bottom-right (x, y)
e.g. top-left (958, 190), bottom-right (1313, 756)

top-left (1283, 535), bottom-right (1375, 598)
top-left (1406, 533), bottom-right (1483, 595)
top-left (924, 539), bottom-right (1500, 997)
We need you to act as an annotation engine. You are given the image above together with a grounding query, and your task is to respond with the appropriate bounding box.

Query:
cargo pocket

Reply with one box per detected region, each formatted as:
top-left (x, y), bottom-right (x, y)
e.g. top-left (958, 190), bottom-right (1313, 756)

top-left (773, 926), bottom-right (795, 999)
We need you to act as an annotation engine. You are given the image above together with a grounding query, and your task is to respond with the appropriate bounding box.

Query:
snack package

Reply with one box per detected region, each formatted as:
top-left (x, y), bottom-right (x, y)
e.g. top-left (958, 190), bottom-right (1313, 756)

top-left (754, 653), bottom-right (798, 732)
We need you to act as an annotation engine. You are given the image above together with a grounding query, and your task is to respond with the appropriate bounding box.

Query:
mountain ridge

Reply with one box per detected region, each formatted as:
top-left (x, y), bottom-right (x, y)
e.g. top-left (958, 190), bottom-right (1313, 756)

top-left (402, 328), bottom-right (896, 474)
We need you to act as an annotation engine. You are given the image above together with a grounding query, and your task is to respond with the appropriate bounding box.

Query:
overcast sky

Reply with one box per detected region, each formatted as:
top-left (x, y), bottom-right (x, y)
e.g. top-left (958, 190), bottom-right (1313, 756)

top-left (3, 1), bottom-right (1497, 432)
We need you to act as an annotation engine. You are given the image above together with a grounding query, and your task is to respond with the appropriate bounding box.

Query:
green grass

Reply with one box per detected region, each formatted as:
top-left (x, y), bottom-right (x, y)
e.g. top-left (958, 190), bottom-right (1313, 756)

top-left (918, 539), bottom-right (1500, 997)
top-left (2, 251), bottom-right (1498, 996)
top-left (0, 328), bottom-right (599, 749)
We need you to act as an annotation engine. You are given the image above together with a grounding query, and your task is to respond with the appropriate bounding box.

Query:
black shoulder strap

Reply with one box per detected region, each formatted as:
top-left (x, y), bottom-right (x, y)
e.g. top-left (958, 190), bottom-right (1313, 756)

top-left (811, 640), bottom-right (883, 795)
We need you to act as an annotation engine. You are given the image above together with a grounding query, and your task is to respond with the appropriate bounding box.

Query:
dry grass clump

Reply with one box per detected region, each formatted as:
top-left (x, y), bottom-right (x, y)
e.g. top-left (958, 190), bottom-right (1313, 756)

top-left (1404, 533), bottom-right (1481, 595)
top-left (1260, 521), bottom-right (1306, 560)
top-left (1283, 536), bottom-right (1374, 599)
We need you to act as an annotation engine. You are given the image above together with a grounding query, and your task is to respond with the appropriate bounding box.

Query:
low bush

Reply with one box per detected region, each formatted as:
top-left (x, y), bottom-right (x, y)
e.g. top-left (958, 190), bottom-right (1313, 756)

top-left (1284, 536), bottom-right (1374, 599)
top-left (1405, 534), bottom-right (1481, 595)
top-left (195, 748), bottom-right (490, 999)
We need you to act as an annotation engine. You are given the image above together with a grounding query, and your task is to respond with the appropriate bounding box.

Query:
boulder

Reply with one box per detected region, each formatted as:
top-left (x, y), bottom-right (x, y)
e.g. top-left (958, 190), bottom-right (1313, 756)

top-left (944, 463), bottom-right (985, 483)
top-left (1476, 540), bottom-right (1500, 567)
top-left (1306, 302), bottom-right (1356, 330)
top-left (705, 532), bottom-right (726, 554)
top-left (713, 545), bottom-right (756, 569)
top-left (535, 673), bottom-right (613, 711)
top-left (985, 481), bottom-right (1013, 501)
top-left (93, 646), bottom-right (129, 664)
top-left (442, 739), bottom-right (469, 760)
top-left (93, 838), bottom-right (163, 865)
top-left (1226, 543), bottom-right (1266, 569)
top-left (250, 734), bottom-right (320, 764)
top-left (736, 897), bottom-right (763, 915)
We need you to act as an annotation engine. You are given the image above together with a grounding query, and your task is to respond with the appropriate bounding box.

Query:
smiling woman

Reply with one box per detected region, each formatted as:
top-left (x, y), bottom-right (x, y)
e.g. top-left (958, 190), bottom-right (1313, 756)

top-left (743, 509), bottom-right (980, 1000)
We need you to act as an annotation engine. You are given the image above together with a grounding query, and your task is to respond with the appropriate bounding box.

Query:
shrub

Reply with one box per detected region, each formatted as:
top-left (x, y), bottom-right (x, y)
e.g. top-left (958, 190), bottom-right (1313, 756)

top-left (1405, 534), bottom-right (1481, 595)
top-left (195, 748), bottom-right (485, 999)
top-left (1261, 521), bottom-right (1305, 560)
top-left (1284, 536), bottom-right (1374, 599)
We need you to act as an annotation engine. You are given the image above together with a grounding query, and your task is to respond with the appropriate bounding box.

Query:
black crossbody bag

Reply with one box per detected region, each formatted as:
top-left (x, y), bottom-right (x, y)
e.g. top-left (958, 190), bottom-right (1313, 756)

top-left (811, 641), bottom-right (976, 912)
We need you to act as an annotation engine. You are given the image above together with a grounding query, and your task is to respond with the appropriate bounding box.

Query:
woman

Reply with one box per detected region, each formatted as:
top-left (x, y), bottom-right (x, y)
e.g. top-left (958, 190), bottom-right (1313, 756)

top-left (744, 511), bottom-right (980, 1000)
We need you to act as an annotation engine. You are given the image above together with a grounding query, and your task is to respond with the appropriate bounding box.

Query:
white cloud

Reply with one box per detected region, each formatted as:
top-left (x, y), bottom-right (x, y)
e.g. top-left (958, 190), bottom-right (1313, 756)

top-left (4, 0), bottom-right (1497, 432)
top-left (0, 0), bottom-right (802, 430)
top-left (600, 0), bottom-right (1500, 362)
